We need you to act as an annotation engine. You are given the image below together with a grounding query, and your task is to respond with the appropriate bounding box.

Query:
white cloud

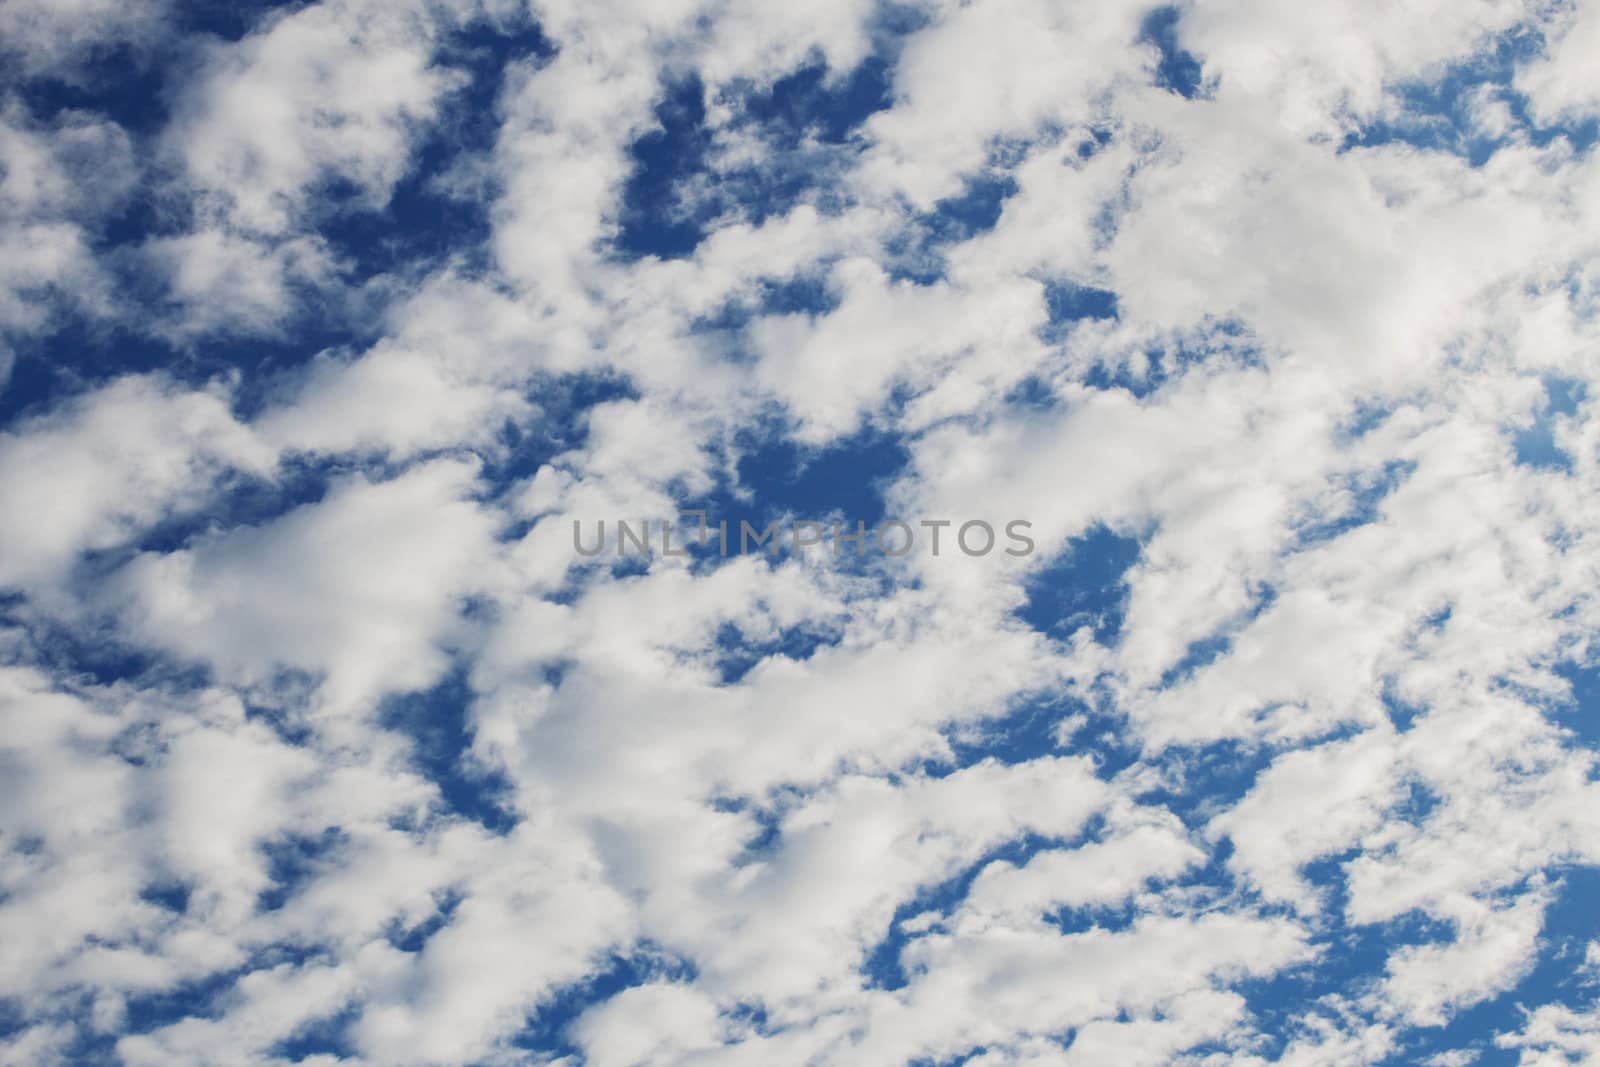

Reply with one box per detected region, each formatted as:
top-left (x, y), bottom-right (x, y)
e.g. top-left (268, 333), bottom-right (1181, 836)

top-left (1380, 889), bottom-right (1551, 1026)
top-left (1498, 1000), bottom-right (1600, 1066)
top-left (143, 228), bottom-right (343, 336)
top-left (0, 0), bottom-right (168, 80)
top-left (111, 458), bottom-right (499, 715)
top-left (572, 982), bottom-right (724, 1067)
top-left (1515, 1), bottom-right (1600, 125)
top-left (165, 0), bottom-right (466, 237)
top-left (0, 375), bottom-right (270, 591)
top-left (0, 103), bottom-right (137, 368)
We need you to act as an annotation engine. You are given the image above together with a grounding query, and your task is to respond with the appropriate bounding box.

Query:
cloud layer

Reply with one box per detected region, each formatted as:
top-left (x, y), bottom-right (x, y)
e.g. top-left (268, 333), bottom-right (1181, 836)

top-left (1, 1), bottom-right (1599, 1065)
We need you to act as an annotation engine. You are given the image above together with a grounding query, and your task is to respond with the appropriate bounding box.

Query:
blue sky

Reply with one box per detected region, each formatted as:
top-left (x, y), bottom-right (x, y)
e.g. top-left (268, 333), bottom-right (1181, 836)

top-left (1, 1), bottom-right (1599, 1065)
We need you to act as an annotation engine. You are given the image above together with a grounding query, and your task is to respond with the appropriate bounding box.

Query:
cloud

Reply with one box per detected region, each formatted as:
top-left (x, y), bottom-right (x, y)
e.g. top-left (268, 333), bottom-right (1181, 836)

top-left (1515, 1), bottom-right (1600, 125)
top-left (0, 375), bottom-right (269, 591)
top-left (0, 0), bottom-right (168, 81)
top-left (164, 0), bottom-right (466, 237)
top-left (0, 103), bottom-right (138, 370)
top-left (110, 458), bottom-right (499, 715)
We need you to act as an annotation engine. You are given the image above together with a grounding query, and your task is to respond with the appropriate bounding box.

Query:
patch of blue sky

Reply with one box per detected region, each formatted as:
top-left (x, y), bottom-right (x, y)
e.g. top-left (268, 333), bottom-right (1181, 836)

top-left (614, 75), bottom-right (719, 261)
top-left (612, 23), bottom-right (911, 263)
top-left (695, 52), bottom-right (901, 228)
top-left (670, 422), bottom-right (910, 547)
top-left (1381, 867), bottom-right (1600, 1065)
top-left (0, 599), bottom-right (207, 692)
top-left (1073, 321), bottom-right (1264, 400)
top-left (173, 0), bottom-right (310, 44)
top-left (485, 371), bottom-right (639, 502)
top-left (693, 272), bottom-right (845, 343)
top-left (376, 667), bottom-right (518, 834)
top-left (1291, 460), bottom-right (1416, 549)
top-left (1157, 586), bottom-right (1279, 691)
top-left (314, 21), bottom-right (556, 283)
top-left (119, 945), bottom-right (329, 1039)
top-left (1513, 866), bottom-right (1600, 1002)
top-left (1016, 523), bottom-right (1143, 645)
top-left (721, 1000), bottom-right (774, 1038)
top-left (5, 36), bottom-right (168, 136)
top-left (909, 1049), bottom-right (990, 1067)
top-left (1036, 281), bottom-right (1118, 345)
top-left (1392, 773), bottom-right (1445, 823)
top-left (1043, 896), bottom-right (1142, 939)
top-left (1549, 660), bottom-right (1600, 752)
top-left (708, 780), bottom-right (822, 865)
top-left (861, 827), bottom-right (1102, 991)
top-left (748, 272), bottom-right (843, 317)
top-left (714, 800), bottom-right (785, 869)
top-left (1337, 398), bottom-right (1397, 442)
top-left (1061, 704), bottom-right (1148, 781)
top-left (69, 947), bottom-right (354, 1062)
top-left (268, 1003), bottom-right (362, 1062)
top-left (1212, 862), bottom-right (1600, 1066)
top-left (256, 827), bottom-right (348, 912)
top-left (893, 682), bottom-right (1137, 788)
top-left (1, 14), bottom-right (550, 426)
top-left (1219, 899), bottom-right (1454, 1061)
top-left (138, 880), bottom-right (193, 916)
top-left (712, 620), bottom-right (841, 686)
top-left (1158, 630), bottom-right (1228, 687)
top-left (914, 633), bottom-right (1148, 784)
top-left (507, 945), bottom-right (698, 1059)
top-left (0, 1000), bottom-right (23, 1042)
top-left (737, 53), bottom-right (896, 149)
top-left (1543, 376), bottom-right (1586, 417)
top-left (1340, 27), bottom-right (1598, 164)
top-left (1138, 6), bottom-right (1206, 100)
top-left (1043, 838), bottom-right (1217, 940)
top-left (736, 424), bottom-right (908, 523)
top-left (40, 973), bottom-right (221, 1063)
top-left (1136, 738), bottom-right (1278, 827)
top-left (1381, 678), bottom-right (1431, 732)
top-left (1001, 373), bottom-right (1059, 411)
top-left (936, 694), bottom-right (1093, 773)
top-left (1515, 428), bottom-right (1574, 474)
top-left (385, 890), bottom-right (464, 954)
top-left (1511, 375), bottom-right (1585, 473)
top-left (0, 313), bottom-right (369, 430)
top-left (94, 454), bottom-right (340, 567)
top-left (883, 169), bottom-right (1021, 285)
top-left (0, 0), bottom-right (312, 130)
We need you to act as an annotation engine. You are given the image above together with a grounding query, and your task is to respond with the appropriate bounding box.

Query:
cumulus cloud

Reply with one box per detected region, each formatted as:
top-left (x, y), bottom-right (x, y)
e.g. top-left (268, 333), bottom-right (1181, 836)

top-left (0, 375), bottom-right (269, 591)
top-left (164, 0), bottom-right (465, 237)
top-left (0, 0), bottom-right (169, 81)
top-left (0, 102), bottom-right (139, 374)
top-left (111, 458), bottom-right (500, 715)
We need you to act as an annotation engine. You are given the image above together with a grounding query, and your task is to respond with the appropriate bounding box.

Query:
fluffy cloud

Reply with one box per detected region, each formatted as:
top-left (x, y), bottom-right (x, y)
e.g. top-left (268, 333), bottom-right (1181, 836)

top-left (0, 0), bottom-right (168, 80)
top-left (0, 375), bottom-right (269, 591)
top-left (111, 458), bottom-right (499, 715)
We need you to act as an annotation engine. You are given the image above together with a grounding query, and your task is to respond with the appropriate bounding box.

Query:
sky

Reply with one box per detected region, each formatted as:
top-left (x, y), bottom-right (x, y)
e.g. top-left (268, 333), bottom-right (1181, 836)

top-left (1, 1), bottom-right (1599, 1065)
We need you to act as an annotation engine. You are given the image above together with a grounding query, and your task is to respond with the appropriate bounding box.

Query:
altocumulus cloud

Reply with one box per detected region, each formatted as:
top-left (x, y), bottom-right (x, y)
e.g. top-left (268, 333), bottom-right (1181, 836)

top-left (1, 1), bottom-right (1599, 1065)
